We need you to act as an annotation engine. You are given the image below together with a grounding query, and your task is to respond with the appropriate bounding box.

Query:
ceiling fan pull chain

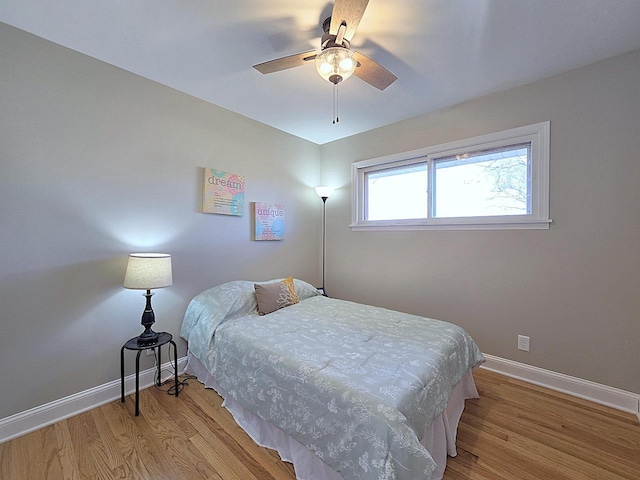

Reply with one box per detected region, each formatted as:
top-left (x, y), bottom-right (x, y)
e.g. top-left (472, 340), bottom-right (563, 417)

top-left (333, 84), bottom-right (340, 124)
top-left (332, 84), bottom-right (336, 124)
top-left (336, 84), bottom-right (339, 123)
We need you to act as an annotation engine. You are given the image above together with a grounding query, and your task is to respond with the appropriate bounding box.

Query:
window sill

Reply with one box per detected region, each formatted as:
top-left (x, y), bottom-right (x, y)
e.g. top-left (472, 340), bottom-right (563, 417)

top-left (350, 218), bottom-right (552, 231)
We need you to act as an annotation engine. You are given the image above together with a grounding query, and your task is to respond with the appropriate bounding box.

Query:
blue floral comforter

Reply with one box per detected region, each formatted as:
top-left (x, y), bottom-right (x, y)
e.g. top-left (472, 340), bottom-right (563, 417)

top-left (181, 280), bottom-right (484, 480)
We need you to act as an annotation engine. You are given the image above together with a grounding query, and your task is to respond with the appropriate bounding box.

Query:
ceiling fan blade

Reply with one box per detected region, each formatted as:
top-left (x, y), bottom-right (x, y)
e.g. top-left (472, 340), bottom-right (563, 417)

top-left (253, 50), bottom-right (317, 74)
top-left (354, 52), bottom-right (397, 90)
top-left (330, 0), bottom-right (370, 42)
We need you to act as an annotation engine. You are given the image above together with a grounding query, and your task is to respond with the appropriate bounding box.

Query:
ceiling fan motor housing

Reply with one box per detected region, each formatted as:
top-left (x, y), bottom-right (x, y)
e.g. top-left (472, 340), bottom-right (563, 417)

top-left (321, 17), bottom-right (350, 50)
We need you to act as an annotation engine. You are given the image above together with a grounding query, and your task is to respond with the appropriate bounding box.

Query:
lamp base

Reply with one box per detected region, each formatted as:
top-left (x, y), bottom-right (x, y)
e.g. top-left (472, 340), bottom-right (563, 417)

top-left (137, 330), bottom-right (159, 347)
top-left (137, 290), bottom-right (158, 346)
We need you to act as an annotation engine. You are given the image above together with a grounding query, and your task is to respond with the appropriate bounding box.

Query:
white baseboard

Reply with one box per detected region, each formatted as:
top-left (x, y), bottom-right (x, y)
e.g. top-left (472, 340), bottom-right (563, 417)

top-left (0, 356), bottom-right (187, 444)
top-left (481, 353), bottom-right (640, 417)
top-left (3, 354), bottom-right (638, 444)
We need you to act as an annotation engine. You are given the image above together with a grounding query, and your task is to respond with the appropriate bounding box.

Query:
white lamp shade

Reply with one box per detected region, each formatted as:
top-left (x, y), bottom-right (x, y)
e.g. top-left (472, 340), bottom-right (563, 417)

top-left (123, 253), bottom-right (173, 290)
top-left (315, 186), bottom-right (335, 199)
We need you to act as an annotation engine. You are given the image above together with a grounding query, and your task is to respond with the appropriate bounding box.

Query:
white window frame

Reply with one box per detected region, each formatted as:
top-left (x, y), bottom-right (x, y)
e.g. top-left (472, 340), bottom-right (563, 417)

top-left (351, 122), bottom-right (551, 231)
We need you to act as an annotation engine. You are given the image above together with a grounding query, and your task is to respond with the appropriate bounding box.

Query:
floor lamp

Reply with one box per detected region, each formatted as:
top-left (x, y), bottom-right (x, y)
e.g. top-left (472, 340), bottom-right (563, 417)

top-left (315, 186), bottom-right (334, 296)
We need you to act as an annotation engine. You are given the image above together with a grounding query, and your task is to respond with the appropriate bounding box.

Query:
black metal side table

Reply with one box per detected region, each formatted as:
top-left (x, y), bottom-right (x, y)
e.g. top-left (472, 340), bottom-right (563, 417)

top-left (120, 331), bottom-right (178, 416)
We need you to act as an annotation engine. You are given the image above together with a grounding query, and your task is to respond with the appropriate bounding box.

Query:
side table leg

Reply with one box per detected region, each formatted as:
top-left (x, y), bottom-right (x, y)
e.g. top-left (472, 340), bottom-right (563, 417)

top-left (135, 350), bottom-right (141, 416)
top-left (157, 344), bottom-right (162, 386)
top-left (120, 346), bottom-right (125, 403)
top-left (171, 340), bottom-right (178, 397)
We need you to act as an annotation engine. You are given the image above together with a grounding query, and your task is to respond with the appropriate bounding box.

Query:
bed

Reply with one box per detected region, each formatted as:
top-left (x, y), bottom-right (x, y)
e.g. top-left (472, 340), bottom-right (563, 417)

top-left (180, 278), bottom-right (485, 480)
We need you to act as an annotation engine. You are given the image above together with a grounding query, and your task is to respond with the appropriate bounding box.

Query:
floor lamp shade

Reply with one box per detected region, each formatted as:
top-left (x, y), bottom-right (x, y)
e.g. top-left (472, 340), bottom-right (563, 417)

top-left (123, 253), bottom-right (172, 345)
top-left (315, 186), bottom-right (334, 201)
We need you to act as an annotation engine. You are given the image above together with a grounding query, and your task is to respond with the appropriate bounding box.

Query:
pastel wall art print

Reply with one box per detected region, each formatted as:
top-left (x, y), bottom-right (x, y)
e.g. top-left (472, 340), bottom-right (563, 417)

top-left (202, 168), bottom-right (245, 216)
top-left (254, 202), bottom-right (285, 241)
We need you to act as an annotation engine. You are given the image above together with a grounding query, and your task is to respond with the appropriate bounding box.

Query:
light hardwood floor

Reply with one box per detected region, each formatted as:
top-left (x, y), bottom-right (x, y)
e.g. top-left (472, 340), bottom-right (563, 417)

top-left (1, 369), bottom-right (639, 479)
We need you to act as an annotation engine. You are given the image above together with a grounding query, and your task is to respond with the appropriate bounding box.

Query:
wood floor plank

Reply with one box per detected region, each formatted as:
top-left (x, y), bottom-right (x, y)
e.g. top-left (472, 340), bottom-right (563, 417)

top-left (108, 400), bottom-right (183, 480)
top-left (4, 434), bottom-right (29, 478)
top-left (184, 382), bottom-right (297, 480)
top-left (66, 411), bottom-right (105, 479)
top-left (38, 425), bottom-right (66, 479)
top-left (465, 400), bottom-right (640, 478)
top-left (177, 389), bottom-right (271, 480)
top-left (473, 373), bottom-right (640, 474)
top-left (445, 447), bottom-right (510, 480)
top-left (89, 408), bottom-right (130, 475)
top-left (151, 380), bottom-right (263, 480)
top-left (53, 420), bottom-right (81, 480)
top-left (22, 429), bottom-right (48, 479)
top-left (100, 401), bottom-right (154, 479)
top-left (457, 428), bottom-right (563, 480)
top-left (2, 436), bottom-right (28, 478)
top-left (444, 369), bottom-right (640, 480)
top-left (189, 433), bottom-right (255, 480)
top-left (133, 388), bottom-right (217, 479)
top-left (1, 370), bottom-right (639, 479)
top-left (0, 438), bottom-right (12, 478)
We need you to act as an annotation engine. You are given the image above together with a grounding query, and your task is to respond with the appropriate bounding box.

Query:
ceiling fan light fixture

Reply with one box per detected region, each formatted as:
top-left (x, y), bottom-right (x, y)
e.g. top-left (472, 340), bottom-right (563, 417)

top-left (315, 47), bottom-right (357, 85)
top-left (319, 61), bottom-right (333, 75)
top-left (339, 57), bottom-right (355, 71)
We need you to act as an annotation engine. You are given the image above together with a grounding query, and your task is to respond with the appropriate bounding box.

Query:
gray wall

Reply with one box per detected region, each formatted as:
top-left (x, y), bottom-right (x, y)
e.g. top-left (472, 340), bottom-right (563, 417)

top-left (320, 49), bottom-right (640, 394)
top-left (0, 23), bottom-right (322, 419)
top-left (2, 19), bottom-right (639, 421)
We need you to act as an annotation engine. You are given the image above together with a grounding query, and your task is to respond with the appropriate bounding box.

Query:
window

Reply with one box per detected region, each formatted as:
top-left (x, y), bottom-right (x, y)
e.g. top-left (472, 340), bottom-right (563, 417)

top-left (432, 143), bottom-right (531, 218)
top-left (366, 162), bottom-right (428, 221)
top-left (352, 122), bottom-right (550, 230)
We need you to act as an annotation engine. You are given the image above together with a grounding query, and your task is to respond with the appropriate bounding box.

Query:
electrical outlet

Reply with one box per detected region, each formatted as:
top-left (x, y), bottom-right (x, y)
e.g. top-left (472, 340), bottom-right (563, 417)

top-left (146, 347), bottom-right (155, 356)
top-left (517, 335), bottom-right (530, 352)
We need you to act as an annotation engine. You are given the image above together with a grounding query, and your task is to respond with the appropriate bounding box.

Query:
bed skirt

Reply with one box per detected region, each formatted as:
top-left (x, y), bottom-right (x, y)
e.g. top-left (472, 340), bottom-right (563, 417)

top-left (185, 352), bottom-right (478, 480)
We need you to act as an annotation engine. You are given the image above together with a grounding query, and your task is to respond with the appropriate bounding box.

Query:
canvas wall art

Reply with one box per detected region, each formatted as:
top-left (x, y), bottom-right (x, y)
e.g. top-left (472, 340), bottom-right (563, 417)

top-left (202, 167), bottom-right (245, 216)
top-left (254, 202), bottom-right (285, 240)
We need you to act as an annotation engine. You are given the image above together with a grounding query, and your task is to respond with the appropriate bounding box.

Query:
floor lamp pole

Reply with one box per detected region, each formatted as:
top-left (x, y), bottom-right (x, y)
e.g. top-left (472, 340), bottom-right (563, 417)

top-left (321, 196), bottom-right (328, 296)
top-left (315, 186), bottom-right (333, 296)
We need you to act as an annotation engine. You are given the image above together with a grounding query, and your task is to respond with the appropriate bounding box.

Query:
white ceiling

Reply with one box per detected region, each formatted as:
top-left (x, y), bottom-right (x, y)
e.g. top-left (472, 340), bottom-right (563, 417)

top-left (2, 0), bottom-right (640, 144)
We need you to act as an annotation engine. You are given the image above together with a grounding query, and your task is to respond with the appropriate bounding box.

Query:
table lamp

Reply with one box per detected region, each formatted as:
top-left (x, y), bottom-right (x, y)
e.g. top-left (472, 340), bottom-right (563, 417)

top-left (123, 253), bottom-right (172, 346)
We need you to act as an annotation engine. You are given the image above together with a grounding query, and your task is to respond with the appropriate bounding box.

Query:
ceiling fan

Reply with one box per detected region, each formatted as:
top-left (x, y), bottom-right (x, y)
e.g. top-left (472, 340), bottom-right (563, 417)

top-left (253, 0), bottom-right (397, 91)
